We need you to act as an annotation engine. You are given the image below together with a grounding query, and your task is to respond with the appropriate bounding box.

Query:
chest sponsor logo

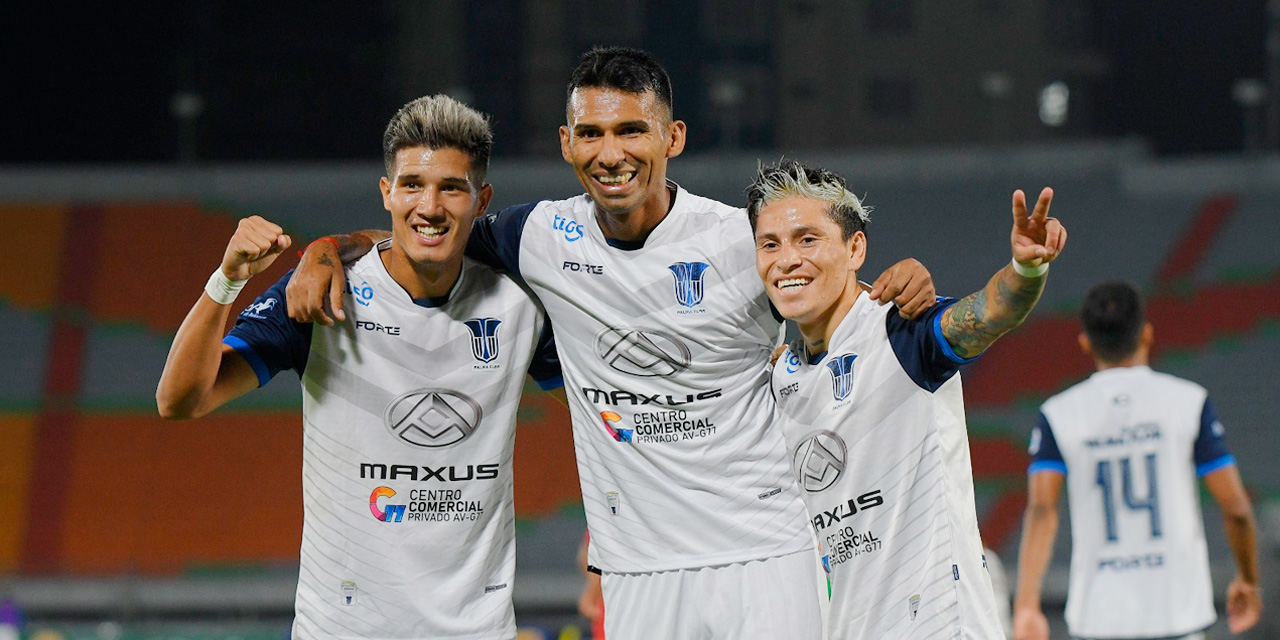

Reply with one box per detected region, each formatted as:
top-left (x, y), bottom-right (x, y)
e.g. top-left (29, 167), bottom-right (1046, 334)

top-left (600, 411), bottom-right (631, 442)
top-left (350, 280), bottom-right (375, 307)
top-left (594, 328), bottom-right (690, 377)
top-left (793, 430), bottom-right (846, 492)
top-left (384, 389), bottom-right (483, 448)
top-left (563, 260), bottom-right (604, 275)
top-left (464, 317), bottom-right (502, 363)
top-left (368, 485), bottom-right (485, 523)
top-left (668, 262), bottom-right (710, 309)
top-left (553, 213), bottom-right (586, 242)
top-left (240, 297), bottom-right (278, 320)
top-left (355, 320), bottom-right (400, 335)
top-left (784, 350), bottom-right (801, 374)
top-left (825, 353), bottom-right (858, 401)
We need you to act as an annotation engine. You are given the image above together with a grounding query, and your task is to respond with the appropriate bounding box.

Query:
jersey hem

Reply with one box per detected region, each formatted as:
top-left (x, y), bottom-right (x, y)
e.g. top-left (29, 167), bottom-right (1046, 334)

top-left (594, 540), bottom-right (813, 575)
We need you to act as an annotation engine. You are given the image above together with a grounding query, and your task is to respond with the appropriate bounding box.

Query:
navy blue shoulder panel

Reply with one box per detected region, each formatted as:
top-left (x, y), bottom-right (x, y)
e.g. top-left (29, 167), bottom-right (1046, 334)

top-left (223, 270), bottom-right (313, 386)
top-left (884, 297), bottom-right (978, 392)
top-left (1028, 412), bottom-right (1067, 475)
top-left (467, 201), bottom-right (541, 280)
top-left (1193, 397), bottom-right (1234, 475)
top-left (528, 318), bottom-right (563, 390)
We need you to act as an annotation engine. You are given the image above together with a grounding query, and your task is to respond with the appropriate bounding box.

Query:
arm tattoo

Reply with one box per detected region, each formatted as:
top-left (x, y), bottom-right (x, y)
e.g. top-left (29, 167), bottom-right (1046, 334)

top-left (942, 266), bottom-right (1046, 359)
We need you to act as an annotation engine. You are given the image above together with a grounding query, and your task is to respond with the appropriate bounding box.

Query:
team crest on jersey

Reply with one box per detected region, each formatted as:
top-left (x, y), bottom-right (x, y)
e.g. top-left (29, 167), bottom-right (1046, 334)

top-left (792, 430), bottom-right (847, 492)
top-left (464, 318), bottom-right (502, 364)
top-left (594, 327), bottom-right (691, 377)
top-left (668, 262), bottom-right (710, 309)
top-left (826, 354), bottom-right (858, 401)
top-left (383, 389), bottom-right (483, 448)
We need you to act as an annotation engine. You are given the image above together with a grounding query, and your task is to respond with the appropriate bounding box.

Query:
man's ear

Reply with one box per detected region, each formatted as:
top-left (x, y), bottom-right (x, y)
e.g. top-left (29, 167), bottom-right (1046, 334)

top-left (559, 125), bottom-right (573, 164)
top-left (476, 183), bottom-right (494, 216)
top-left (1078, 332), bottom-right (1093, 358)
top-left (379, 176), bottom-right (392, 212)
top-left (666, 119), bottom-right (687, 159)
top-left (848, 230), bottom-right (867, 272)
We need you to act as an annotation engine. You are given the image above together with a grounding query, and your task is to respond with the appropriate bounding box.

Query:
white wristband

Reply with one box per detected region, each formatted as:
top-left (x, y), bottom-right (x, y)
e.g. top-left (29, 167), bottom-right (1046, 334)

top-left (1011, 258), bottom-right (1049, 278)
top-left (205, 269), bottom-right (249, 305)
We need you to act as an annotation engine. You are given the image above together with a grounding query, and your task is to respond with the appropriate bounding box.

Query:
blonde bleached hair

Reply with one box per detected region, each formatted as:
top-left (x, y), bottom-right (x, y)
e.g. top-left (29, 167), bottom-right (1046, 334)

top-left (382, 94), bottom-right (494, 186)
top-left (745, 159), bottom-right (871, 240)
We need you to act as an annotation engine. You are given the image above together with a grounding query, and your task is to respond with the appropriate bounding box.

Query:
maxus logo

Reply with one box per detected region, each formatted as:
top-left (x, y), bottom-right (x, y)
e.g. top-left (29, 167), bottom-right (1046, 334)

top-left (594, 328), bottom-right (691, 377)
top-left (369, 486), bottom-right (406, 522)
top-left (384, 389), bottom-right (483, 448)
top-left (793, 430), bottom-right (847, 492)
top-left (350, 280), bottom-right (375, 307)
top-left (668, 262), bottom-right (710, 308)
top-left (240, 297), bottom-right (278, 320)
top-left (553, 214), bottom-right (585, 242)
top-left (826, 354), bottom-right (858, 401)
top-left (600, 411), bottom-right (632, 442)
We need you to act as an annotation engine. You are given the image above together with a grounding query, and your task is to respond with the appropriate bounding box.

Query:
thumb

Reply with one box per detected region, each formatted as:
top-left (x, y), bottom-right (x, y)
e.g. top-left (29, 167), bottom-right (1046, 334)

top-left (329, 271), bottom-right (347, 322)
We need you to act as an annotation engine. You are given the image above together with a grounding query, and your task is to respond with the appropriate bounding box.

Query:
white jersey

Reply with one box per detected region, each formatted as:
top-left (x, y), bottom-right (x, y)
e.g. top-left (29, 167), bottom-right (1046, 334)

top-left (470, 184), bottom-right (811, 572)
top-left (226, 244), bottom-right (559, 639)
top-left (1032, 366), bottom-right (1235, 639)
top-left (770, 291), bottom-right (1004, 639)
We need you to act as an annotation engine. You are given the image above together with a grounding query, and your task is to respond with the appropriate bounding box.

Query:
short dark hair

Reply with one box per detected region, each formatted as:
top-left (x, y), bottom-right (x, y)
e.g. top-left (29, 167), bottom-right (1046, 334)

top-left (745, 159), bottom-right (871, 241)
top-left (1081, 280), bottom-right (1145, 362)
top-left (383, 94), bottom-right (493, 186)
top-left (566, 47), bottom-right (673, 120)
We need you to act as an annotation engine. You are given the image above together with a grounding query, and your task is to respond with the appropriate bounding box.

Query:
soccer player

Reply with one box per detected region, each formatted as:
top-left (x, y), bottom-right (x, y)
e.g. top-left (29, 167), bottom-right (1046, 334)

top-left (156, 95), bottom-right (562, 639)
top-left (749, 159), bottom-right (1066, 638)
top-left (285, 48), bottom-right (936, 639)
top-left (1012, 281), bottom-right (1261, 640)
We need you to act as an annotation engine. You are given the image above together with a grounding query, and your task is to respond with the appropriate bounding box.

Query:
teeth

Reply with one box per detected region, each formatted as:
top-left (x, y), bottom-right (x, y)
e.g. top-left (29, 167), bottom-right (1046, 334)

top-left (416, 225), bottom-right (445, 239)
top-left (597, 173), bottom-right (633, 185)
top-left (777, 278), bottom-right (810, 290)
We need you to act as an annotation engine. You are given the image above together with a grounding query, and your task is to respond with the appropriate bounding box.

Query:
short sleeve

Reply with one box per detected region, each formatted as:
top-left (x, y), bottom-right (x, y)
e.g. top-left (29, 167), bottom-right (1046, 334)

top-left (527, 318), bottom-right (562, 390)
top-left (467, 202), bottom-right (540, 278)
top-left (1028, 412), bottom-right (1067, 475)
top-left (1193, 397), bottom-right (1235, 476)
top-left (885, 296), bottom-right (980, 392)
top-left (223, 270), bottom-right (313, 387)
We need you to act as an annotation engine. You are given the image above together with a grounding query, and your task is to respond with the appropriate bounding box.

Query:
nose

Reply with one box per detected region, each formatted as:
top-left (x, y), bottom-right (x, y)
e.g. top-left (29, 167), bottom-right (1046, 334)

top-left (776, 241), bottom-right (803, 271)
top-left (597, 132), bottom-right (625, 168)
top-left (414, 188), bottom-right (444, 217)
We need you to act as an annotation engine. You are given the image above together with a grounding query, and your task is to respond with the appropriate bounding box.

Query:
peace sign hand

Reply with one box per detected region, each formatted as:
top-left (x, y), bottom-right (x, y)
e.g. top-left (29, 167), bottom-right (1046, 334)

top-left (1011, 187), bottom-right (1066, 267)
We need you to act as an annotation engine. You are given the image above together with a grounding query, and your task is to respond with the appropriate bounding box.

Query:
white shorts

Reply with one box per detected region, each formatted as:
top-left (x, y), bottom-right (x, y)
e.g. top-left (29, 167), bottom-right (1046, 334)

top-left (601, 549), bottom-right (823, 640)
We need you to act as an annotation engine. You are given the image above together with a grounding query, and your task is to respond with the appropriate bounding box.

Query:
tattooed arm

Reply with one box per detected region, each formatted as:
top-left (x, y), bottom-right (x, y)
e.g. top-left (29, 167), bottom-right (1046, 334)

top-left (941, 188), bottom-right (1066, 359)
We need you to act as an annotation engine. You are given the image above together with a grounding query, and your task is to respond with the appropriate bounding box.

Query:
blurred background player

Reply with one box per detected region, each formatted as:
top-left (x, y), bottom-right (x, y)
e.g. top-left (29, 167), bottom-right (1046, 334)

top-left (749, 159), bottom-right (1065, 638)
top-left (1012, 280), bottom-right (1261, 640)
top-left (285, 47), bottom-right (937, 639)
top-left (156, 95), bottom-right (561, 639)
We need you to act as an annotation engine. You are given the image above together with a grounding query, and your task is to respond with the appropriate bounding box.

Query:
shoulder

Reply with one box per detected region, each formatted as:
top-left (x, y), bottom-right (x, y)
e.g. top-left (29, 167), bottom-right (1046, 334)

top-left (1149, 369), bottom-right (1207, 398)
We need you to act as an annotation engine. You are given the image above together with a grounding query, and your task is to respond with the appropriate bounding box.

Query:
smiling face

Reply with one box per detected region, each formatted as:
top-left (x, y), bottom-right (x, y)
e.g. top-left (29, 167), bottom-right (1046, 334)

top-left (379, 145), bottom-right (492, 295)
top-left (559, 87), bottom-right (686, 220)
top-left (755, 196), bottom-right (867, 338)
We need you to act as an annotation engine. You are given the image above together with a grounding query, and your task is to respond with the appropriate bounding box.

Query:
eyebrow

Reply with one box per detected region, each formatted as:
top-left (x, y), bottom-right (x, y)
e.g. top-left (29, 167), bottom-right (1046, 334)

top-left (573, 119), bottom-right (651, 133)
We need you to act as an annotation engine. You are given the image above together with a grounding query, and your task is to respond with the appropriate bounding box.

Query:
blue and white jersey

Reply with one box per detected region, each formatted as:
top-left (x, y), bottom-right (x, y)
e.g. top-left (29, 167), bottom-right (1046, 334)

top-left (225, 242), bottom-right (560, 640)
top-left (771, 291), bottom-right (1004, 639)
top-left (467, 184), bottom-right (812, 572)
top-left (1031, 366), bottom-right (1234, 639)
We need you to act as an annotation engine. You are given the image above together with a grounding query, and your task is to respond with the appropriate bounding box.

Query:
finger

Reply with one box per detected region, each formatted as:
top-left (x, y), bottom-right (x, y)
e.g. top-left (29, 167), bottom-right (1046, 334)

top-left (329, 271), bottom-right (347, 323)
top-left (1031, 187), bottom-right (1054, 223)
top-left (897, 285), bottom-right (936, 320)
top-left (874, 273), bottom-right (905, 305)
top-left (265, 233), bottom-right (293, 257)
top-left (1053, 221), bottom-right (1067, 254)
top-left (1010, 189), bottom-right (1028, 226)
top-left (867, 265), bottom-right (893, 301)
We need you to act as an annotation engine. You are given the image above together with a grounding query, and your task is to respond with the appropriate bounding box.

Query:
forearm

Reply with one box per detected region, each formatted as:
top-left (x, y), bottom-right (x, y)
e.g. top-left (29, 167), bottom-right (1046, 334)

top-left (1013, 504), bottom-right (1058, 610)
top-left (942, 263), bottom-right (1046, 359)
top-left (156, 292), bottom-right (239, 419)
top-left (327, 230), bottom-right (389, 264)
top-left (1223, 506), bottom-right (1260, 585)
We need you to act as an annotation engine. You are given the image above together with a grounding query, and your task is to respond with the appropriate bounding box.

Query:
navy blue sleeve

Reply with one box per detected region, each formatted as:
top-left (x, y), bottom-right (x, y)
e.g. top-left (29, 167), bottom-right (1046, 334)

top-left (1193, 397), bottom-right (1235, 476)
top-left (1028, 412), bottom-right (1067, 475)
top-left (527, 318), bottom-right (563, 390)
top-left (223, 270), bottom-right (313, 387)
top-left (884, 296), bottom-right (979, 392)
top-left (466, 202), bottom-right (540, 280)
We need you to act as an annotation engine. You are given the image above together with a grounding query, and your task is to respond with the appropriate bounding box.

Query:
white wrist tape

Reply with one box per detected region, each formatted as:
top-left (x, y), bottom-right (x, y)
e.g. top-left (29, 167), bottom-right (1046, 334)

top-left (205, 269), bottom-right (249, 305)
top-left (1011, 258), bottom-right (1049, 278)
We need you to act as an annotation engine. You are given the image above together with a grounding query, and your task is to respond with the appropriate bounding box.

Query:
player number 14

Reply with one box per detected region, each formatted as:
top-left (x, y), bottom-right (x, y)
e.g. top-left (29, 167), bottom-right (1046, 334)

top-left (1095, 453), bottom-right (1162, 542)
